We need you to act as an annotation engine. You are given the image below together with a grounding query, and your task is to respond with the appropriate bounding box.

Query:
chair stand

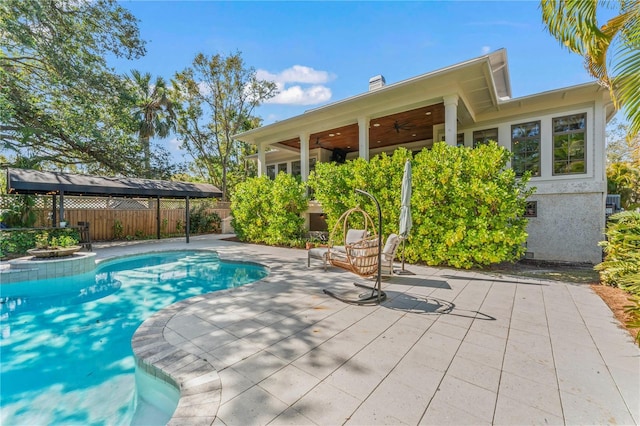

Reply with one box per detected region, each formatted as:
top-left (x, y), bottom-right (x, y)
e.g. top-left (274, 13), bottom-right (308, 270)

top-left (323, 281), bottom-right (386, 305)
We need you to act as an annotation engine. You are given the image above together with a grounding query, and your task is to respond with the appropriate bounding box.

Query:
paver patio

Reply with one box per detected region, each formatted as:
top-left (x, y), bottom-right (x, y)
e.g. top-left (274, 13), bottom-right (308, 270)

top-left (95, 235), bottom-right (640, 425)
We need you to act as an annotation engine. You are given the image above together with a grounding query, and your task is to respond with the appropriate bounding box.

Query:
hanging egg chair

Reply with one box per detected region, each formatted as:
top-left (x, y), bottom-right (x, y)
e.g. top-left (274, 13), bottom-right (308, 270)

top-left (323, 189), bottom-right (386, 305)
top-left (327, 206), bottom-right (379, 277)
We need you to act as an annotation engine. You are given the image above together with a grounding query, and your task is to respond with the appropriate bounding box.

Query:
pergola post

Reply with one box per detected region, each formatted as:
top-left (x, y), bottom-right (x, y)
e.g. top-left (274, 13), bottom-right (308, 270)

top-left (58, 191), bottom-right (65, 227)
top-left (156, 195), bottom-right (161, 240)
top-left (185, 196), bottom-right (190, 244)
top-left (52, 194), bottom-right (57, 226)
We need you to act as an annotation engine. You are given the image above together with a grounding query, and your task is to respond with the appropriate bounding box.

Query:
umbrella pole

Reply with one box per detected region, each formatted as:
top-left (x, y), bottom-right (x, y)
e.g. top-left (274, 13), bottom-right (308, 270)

top-left (395, 237), bottom-right (415, 275)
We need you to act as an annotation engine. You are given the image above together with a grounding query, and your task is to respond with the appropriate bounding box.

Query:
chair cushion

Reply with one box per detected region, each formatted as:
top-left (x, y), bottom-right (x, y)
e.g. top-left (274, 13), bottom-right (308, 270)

top-left (346, 229), bottom-right (367, 245)
top-left (383, 233), bottom-right (400, 255)
top-left (308, 247), bottom-right (329, 260)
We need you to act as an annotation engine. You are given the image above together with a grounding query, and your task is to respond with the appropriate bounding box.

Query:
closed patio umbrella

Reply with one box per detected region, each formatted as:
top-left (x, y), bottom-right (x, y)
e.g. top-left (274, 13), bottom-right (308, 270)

top-left (398, 160), bottom-right (412, 273)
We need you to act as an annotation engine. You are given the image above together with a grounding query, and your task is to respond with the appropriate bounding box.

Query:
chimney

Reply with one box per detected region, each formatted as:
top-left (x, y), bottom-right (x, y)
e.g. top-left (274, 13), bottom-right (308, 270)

top-left (369, 75), bottom-right (385, 91)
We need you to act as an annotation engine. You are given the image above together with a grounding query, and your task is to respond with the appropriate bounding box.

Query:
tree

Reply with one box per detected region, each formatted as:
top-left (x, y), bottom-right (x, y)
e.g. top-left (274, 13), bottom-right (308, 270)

top-left (0, 0), bottom-right (148, 174)
top-left (127, 70), bottom-right (176, 178)
top-left (172, 52), bottom-right (277, 200)
top-left (541, 0), bottom-right (640, 137)
top-left (606, 119), bottom-right (640, 209)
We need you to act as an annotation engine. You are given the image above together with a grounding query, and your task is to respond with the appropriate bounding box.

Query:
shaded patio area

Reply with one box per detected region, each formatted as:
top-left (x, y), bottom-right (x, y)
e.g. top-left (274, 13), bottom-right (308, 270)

top-left (94, 236), bottom-right (639, 425)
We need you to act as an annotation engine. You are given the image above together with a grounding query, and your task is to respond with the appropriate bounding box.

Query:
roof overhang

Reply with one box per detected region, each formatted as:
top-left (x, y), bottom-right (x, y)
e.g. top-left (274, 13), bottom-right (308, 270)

top-left (476, 81), bottom-right (614, 122)
top-left (235, 49), bottom-right (512, 147)
top-left (6, 168), bottom-right (222, 199)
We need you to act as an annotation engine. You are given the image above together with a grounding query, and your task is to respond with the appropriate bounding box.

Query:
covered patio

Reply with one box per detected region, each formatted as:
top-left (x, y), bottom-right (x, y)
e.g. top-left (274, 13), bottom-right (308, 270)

top-left (235, 50), bottom-right (511, 182)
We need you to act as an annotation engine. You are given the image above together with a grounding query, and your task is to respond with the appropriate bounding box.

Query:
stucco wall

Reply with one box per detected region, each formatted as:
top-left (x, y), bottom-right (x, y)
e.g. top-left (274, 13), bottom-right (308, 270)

top-left (525, 191), bottom-right (605, 264)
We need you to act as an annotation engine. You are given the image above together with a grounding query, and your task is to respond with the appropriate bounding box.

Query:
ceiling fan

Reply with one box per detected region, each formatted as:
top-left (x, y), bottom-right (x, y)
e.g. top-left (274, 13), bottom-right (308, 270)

top-left (393, 120), bottom-right (412, 133)
top-left (315, 136), bottom-right (347, 163)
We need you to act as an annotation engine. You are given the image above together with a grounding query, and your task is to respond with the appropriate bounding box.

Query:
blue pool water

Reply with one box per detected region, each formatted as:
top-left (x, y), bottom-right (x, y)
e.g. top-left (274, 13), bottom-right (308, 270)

top-left (0, 250), bottom-right (267, 425)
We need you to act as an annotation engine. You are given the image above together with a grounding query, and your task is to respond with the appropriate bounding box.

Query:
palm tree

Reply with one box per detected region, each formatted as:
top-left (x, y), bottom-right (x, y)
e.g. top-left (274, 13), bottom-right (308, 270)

top-left (541, 0), bottom-right (640, 137)
top-left (127, 70), bottom-right (176, 178)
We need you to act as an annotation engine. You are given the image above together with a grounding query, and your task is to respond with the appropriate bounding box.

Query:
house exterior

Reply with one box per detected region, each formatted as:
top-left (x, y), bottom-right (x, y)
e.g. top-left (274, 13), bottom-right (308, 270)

top-left (235, 49), bottom-right (616, 264)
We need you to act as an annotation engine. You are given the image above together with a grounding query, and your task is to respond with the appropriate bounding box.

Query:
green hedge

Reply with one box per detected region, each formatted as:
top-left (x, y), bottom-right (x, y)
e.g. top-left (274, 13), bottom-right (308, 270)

top-left (231, 173), bottom-right (308, 247)
top-left (308, 142), bottom-right (534, 268)
top-left (0, 228), bottom-right (81, 259)
top-left (596, 211), bottom-right (640, 341)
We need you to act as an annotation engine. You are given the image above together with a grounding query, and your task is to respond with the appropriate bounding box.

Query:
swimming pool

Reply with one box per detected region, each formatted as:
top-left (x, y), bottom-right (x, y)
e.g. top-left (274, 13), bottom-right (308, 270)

top-left (0, 250), bottom-right (268, 425)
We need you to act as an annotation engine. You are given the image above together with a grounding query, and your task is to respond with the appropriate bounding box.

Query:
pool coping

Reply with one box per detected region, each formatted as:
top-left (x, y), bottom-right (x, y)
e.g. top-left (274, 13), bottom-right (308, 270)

top-left (132, 295), bottom-right (222, 425)
top-left (128, 248), bottom-right (270, 424)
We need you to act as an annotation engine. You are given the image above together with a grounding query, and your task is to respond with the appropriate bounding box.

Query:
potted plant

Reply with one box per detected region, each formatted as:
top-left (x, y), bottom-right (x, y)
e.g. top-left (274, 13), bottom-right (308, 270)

top-left (28, 232), bottom-right (81, 258)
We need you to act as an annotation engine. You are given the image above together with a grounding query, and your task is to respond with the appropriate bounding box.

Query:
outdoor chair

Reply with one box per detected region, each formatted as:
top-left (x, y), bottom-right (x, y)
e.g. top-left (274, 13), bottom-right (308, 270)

top-left (380, 233), bottom-right (401, 276)
top-left (77, 221), bottom-right (92, 251)
top-left (327, 208), bottom-right (380, 278)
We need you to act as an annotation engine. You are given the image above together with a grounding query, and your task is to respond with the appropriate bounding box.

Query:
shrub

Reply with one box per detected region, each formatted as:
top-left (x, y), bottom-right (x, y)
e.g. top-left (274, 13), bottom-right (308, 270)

top-left (231, 173), bottom-right (308, 246)
top-left (595, 211), bottom-right (640, 342)
top-left (189, 201), bottom-right (221, 234)
top-left (0, 228), bottom-right (80, 259)
top-left (308, 142), bottom-right (534, 268)
top-left (113, 219), bottom-right (124, 240)
top-left (0, 195), bottom-right (37, 227)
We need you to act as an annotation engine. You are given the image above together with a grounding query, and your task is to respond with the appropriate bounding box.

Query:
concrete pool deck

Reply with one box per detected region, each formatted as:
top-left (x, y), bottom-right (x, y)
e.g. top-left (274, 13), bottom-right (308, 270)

top-left (94, 235), bottom-right (640, 425)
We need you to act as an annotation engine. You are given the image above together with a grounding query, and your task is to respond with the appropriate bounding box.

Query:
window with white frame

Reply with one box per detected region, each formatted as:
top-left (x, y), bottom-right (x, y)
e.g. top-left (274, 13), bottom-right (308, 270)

top-left (473, 128), bottom-right (498, 147)
top-left (291, 160), bottom-right (301, 177)
top-left (511, 121), bottom-right (541, 177)
top-left (267, 157), bottom-right (317, 180)
top-left (266, 164), bottom-right (276, 180)
top-left (553, 113), bottom-right (586, 175)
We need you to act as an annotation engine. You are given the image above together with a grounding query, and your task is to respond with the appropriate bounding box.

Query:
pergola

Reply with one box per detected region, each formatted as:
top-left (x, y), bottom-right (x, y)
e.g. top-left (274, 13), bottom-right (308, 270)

top-left (5, 168), bottom-right (223, 243)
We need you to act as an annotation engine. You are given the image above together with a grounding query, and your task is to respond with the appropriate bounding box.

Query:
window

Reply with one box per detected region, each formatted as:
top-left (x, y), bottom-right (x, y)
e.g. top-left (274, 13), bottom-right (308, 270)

top-left (553, 113), bottom-right (586, 174)
top-left (473, 128), bottom-right (498, 147)
top-left (524, 201), bottom-right (537, 217)
top-left (457, 133), bottom-right (464, 147)
top-left (266, 165), bottom-right (276, 180)
top-left (511, 121), bottom-right (541, 177)
top-left (291, 161), bottom-right (301, 177)
top-left (277, 162), bottom-right (287, 174)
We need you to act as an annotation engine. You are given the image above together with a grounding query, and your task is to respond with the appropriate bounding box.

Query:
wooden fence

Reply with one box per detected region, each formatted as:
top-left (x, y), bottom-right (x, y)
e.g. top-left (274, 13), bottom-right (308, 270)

top-left (1, 195), bottom-right (231, 241)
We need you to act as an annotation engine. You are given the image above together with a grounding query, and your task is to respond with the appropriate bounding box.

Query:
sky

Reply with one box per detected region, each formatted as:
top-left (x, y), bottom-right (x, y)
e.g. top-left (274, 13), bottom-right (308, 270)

top-left (109, 0), bottom-right (603, 159)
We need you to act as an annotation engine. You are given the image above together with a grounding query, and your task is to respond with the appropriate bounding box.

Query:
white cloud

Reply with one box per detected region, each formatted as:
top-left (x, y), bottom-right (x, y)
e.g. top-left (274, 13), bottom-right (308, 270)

top-left (168, 137), bottom-right (184, 153)
top-left (257, 65), bottom-right (335, 85)
top-left (481, 46), bottom-right (491, 55)
top-left (257, 65), bottom-right (335, 106)
top-left (197, 81), bottom-right (211, 96)
top-left (267, 85), bottom-right (332, 106)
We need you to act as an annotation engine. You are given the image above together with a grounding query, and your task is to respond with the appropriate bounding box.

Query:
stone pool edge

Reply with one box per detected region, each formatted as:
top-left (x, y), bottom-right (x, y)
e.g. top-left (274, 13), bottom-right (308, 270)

top-left (129, 250), bottom-right (270, 425)
top-left (132, 295), bottom-right (222, 425)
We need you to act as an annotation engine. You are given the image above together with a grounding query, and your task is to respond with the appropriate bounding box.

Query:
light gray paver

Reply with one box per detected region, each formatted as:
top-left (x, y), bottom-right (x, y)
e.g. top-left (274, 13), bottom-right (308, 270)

top-left (95, 235), bottom-right (640, 426)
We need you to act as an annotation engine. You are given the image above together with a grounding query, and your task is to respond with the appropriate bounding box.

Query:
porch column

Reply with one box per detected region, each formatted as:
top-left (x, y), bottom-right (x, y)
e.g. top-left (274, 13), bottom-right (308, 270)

top-left (358, 116), bottom-right (370, 161)
top-left (257, 143), bottom-right (266, 177)
top-left (300, 132), bottom-right (310, 182)
top-left (443, 94), bottom-right (459, 146)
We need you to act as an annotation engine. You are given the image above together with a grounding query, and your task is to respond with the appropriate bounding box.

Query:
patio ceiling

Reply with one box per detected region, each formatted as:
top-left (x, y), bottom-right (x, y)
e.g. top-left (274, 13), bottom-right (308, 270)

top-left (275, 103), bottom-right (445, 154)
